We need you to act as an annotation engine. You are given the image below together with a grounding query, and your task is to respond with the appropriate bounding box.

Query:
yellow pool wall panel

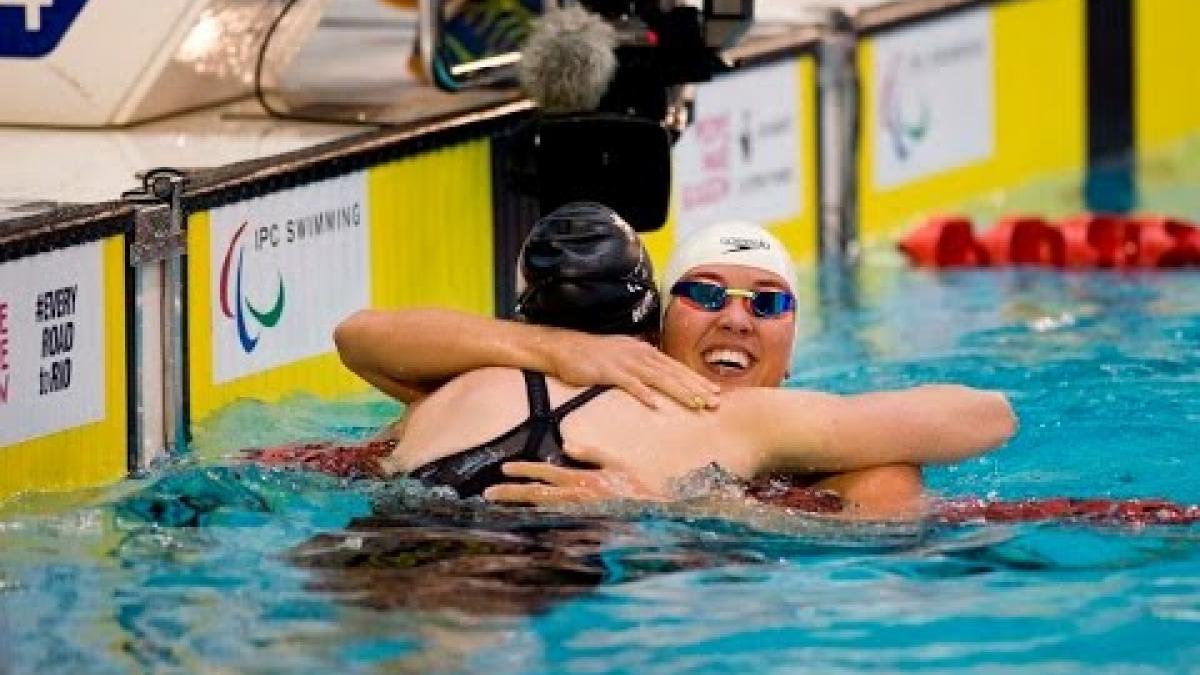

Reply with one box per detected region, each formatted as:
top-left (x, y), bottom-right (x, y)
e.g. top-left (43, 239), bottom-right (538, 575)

top-left (1134, 0), bottom-right (1200, 154)
top-left (858, 0), bottom-right (1087, 244)
top-left (0, 237), bottom-right (128, 504)
top-left (643, 55), bottom-right (819, 268)
top-left (187, 140), bottom-right (494, 422)
top-left (367, 139), bottom-right (495, 315)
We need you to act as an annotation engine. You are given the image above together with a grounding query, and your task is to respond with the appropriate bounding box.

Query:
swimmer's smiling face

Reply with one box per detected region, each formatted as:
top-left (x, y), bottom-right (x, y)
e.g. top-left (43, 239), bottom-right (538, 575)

top-left (660, 263), bottom-right (796, 390)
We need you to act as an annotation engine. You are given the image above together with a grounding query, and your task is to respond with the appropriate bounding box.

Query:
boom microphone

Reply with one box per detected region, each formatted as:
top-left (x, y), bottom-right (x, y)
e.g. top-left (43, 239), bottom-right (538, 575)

top-left (518, 6), bottom-right (618, 114)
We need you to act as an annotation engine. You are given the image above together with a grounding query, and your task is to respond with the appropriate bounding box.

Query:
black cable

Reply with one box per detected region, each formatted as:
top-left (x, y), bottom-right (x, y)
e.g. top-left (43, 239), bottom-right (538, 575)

top-left (252, 0), bottom-right (387, 128)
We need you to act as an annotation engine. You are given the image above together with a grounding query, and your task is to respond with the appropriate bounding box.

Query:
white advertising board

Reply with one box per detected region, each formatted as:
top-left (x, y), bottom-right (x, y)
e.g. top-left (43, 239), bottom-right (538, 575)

top-left (0, 242), bottom-right (106, 446)
top-left (209, 172), bottom-right (370, 384)
top-left (673, 59), bottom-right (803, 238)
top-left (871, 7), bottom-right (995, 189)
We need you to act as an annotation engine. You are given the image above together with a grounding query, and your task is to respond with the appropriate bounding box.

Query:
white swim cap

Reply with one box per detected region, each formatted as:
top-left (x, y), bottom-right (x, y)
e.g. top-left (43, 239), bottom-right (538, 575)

top-left (662, 222), bottom-right (797, 306)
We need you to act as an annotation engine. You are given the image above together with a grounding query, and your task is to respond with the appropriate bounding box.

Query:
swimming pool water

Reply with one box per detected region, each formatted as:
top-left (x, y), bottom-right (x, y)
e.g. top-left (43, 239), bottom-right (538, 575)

top-left (4, 150), bottom-right (1200, 672)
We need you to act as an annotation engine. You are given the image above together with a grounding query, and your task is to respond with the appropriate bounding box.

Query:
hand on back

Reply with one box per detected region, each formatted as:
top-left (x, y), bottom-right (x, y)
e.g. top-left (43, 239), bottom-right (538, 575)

top-left (485, 439), bottom-right (724, 505)
top-left (483, 457), bottom-right (667, 505)
top-left (546, 332), bottom-right (721, 411)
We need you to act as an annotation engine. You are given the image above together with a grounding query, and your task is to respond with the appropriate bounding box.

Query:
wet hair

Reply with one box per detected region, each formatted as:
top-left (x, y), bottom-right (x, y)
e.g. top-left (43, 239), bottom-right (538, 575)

top-left (515, 201), bottom-right (660, 338)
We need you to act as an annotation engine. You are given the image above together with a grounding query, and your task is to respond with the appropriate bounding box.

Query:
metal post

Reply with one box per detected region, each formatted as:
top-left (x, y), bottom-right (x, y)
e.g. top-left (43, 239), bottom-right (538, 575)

top-left (125, 169), bottom-right (188, 471)
top-left (817, 8), bottom-right (860, 270)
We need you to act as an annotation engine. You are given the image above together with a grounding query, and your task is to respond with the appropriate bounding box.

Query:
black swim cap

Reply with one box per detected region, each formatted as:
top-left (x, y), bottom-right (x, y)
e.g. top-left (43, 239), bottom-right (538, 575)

top-left (516, 202), bottom-right (660, 336)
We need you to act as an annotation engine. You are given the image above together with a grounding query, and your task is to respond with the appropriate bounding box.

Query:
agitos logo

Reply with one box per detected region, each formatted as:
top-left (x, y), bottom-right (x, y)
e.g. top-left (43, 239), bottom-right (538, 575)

top-left (219, 222), bottom-right (285, 353)
top-left (880, 55), bottom-right (931, 161)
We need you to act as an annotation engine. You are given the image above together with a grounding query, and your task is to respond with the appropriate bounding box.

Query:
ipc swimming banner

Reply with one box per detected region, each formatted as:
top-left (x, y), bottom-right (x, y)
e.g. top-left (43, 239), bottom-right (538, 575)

top-left (206, 172), bottom-right (370, 385)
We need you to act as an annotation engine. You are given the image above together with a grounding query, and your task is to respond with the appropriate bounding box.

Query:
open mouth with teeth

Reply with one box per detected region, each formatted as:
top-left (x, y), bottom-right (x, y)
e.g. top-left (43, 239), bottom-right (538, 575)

top-left (702, 348), bottom-right (754, 377)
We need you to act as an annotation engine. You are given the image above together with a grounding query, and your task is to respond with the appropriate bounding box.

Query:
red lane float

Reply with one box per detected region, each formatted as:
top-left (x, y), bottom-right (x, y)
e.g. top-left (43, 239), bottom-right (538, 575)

top-left (933, 497), bottom-right (1200, 526)
top-left (1059, 213), bottom-right (1128, 267)
top-left (977, 215), bottom-right (1064, 266)
top-left (1129, 215), bottom-right (1200, 267)
top-left (896, 216), bottom-right (989, 267)
top-left (246, 440), bottom-right (395, 478)
top-left (899, 213), bottom-right (1200, 268)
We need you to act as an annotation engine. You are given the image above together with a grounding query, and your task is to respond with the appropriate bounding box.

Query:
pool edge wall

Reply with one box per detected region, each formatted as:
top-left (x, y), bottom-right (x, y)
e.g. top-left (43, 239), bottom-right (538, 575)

top-left (856, 0), bottom-right (1089, 246)
top-left (185, 140), bottom-right (496, 423)
top-left (0, 213), bottom-right (132, 504)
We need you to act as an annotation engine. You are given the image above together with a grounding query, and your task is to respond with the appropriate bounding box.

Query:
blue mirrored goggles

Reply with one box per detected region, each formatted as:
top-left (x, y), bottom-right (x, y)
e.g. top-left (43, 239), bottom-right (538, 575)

top-left (670, 280), bottom-right (796, 318)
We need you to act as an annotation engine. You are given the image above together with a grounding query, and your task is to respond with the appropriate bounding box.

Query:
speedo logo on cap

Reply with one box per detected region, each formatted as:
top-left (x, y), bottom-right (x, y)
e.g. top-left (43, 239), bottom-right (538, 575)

top-left (720, 236), bottom-right (771, 254)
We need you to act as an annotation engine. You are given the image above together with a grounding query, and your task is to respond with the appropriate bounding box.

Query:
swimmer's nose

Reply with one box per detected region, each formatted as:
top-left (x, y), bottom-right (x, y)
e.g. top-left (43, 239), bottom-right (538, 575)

top-left (716, 297), bottom-right (754, 335)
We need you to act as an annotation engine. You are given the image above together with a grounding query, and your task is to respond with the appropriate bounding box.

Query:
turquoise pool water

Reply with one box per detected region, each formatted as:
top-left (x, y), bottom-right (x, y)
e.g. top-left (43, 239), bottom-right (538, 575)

top-left (2, 264), bottom-right (1199, 673)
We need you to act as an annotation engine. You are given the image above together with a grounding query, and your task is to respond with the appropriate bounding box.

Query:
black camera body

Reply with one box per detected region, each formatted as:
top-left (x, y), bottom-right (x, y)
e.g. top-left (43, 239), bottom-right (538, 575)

top-left (510, 0), bottom-right (750, 232)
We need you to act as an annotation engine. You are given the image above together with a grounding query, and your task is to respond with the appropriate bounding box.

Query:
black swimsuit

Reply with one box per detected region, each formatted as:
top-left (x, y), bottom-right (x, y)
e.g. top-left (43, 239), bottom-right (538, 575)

top-left (409, 370), bottom-right (611, 497)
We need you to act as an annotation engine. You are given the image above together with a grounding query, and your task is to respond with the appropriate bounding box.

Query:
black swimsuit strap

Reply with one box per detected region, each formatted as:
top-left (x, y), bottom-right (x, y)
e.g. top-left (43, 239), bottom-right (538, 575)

top-left (552, 384), bottom-right (612, 421)
top-left (521, 370), bottom-right (611, 422)
top-left (521, 369), bottom-right (554, 420)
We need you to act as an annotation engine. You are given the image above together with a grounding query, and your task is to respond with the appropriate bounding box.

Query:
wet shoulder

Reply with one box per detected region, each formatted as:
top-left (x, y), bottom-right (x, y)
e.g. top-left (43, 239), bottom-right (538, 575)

top-left (427, 367), bottom-right (526, 406)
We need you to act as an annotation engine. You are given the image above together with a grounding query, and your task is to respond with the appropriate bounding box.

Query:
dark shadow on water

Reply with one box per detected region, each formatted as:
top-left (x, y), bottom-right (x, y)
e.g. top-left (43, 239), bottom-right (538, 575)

top-left (285, 499), bottom-right (770, 617)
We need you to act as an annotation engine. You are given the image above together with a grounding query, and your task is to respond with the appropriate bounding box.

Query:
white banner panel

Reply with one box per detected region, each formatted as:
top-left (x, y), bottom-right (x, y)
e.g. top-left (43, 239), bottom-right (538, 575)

top-left (673, 60), bottom-right (803, 238)
top-left (209, 172), bottom-right (370, 384)
top-left (871, 7), bottom-right (995, 189)
top-left (0, 242), bottom-right (106, 446)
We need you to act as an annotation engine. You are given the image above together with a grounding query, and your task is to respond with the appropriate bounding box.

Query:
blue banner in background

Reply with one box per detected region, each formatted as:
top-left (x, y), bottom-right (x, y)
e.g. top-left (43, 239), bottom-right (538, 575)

top-left (0, 0), bottom-right (88, 58)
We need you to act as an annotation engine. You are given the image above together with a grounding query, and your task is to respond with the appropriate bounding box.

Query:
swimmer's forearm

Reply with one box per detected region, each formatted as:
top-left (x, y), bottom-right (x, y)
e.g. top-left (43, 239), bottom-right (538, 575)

top-left (334, 308), bottom-right (563, 398)
top-left (750, 385), bottom-right (1017, 471)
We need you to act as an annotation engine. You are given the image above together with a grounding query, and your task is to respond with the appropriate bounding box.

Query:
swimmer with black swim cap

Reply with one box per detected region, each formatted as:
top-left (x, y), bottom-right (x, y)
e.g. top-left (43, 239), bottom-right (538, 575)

top-left (515, 201), bottom-right (659, 339)
top-left (400, 202), bottom-right (669, 496)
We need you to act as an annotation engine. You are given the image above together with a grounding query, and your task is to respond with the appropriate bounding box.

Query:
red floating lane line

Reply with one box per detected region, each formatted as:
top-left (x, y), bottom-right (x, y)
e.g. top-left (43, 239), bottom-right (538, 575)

top-left (897, 215), bottom-right (988, 267)
top-left (933, 497), bottom-right (1200, 526)
top-left (903, 212), bottom-right (1200, 269)
top-left (245, 440), bottom-right (396, 478)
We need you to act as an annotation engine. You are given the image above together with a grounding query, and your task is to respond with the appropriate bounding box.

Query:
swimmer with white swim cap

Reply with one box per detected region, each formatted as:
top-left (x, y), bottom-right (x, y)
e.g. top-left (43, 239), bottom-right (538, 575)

top-left (658, 222), bottom-right (799, 390)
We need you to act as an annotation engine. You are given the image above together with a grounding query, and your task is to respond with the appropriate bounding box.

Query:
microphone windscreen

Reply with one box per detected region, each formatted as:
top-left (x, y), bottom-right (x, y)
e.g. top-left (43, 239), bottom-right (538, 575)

top-left (519, 6), bottom-right (617, 114)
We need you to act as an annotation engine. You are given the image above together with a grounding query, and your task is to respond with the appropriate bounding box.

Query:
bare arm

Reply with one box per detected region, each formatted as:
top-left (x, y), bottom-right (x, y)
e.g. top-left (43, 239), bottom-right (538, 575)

top-left (334, 308), bottom-right (547, 402)
top-left (334, 308), bottom-right (719, 406)
top-left (740, 385), bottom-right (1016, 474)
top-left (807, 464), bottom-right (926, 519)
